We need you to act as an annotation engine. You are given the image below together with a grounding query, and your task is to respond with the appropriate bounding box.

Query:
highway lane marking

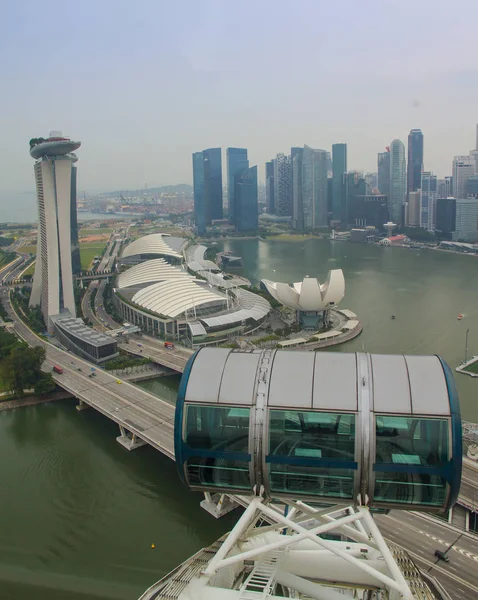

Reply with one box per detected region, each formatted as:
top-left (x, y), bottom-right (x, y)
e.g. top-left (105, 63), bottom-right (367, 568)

top-left (382, 514), bottom-right (478, 562)
top-left (387, 541), bottom-right (478, 595)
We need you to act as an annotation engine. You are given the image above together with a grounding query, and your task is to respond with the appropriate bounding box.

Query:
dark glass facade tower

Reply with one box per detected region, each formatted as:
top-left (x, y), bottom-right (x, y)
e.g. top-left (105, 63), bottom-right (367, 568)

top-left (203, 148), bottom-right (223, 223)
top-left (192, 148), bottom-right (223, 233)
top-left (226, 148), bottom-right (248, 224)
top-left (332, 143), bottom-right (347, 222)
top-left (265, 161), bottom-right (275, 213)
top-left (407, 129), bottom-right (424, 194)
top-left (234, 166), bottom-right (258, 231)
top-left (436, 198), bottom-right (456, 238)
top-left (192, 152), bottom-right (206, 234)
top-left (377, 151), bottom-right (390, 197)
top-left (345, 172), bottom-right (367, 225)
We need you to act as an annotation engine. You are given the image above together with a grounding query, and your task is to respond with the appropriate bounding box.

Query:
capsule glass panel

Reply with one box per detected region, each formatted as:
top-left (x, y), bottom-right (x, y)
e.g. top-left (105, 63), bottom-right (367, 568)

top-left (374, 416), bottom-right (450, 506)
top-left (267, 410), bottom-right (356, 499)
top-left (184, 405), bottom-right (251, 490)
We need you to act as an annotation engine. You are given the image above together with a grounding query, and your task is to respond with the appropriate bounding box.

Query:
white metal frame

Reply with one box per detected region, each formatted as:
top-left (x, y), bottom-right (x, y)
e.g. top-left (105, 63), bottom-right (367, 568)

top-left (196, 497), bottom-right (414, 600)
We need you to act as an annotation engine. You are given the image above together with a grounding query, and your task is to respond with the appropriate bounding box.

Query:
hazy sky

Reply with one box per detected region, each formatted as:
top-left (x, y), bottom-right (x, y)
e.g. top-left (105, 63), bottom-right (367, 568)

top-left (0, 0), bottom-right (477, 193)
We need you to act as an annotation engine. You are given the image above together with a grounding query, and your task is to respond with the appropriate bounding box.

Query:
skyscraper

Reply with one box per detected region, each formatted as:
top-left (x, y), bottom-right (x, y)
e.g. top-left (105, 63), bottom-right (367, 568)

top-left (29, 132), bottom-right (81, 331)
top-left (436, 198), bottom-right (456, 238)
top-left (452, 156), bottom-right (474, 199)
top-left (203, 148), bottom-right (223, 222)
top-left (265, 161), bottom-right (275, 214)
top-left (389, 139), bottom-right (406, 224)
top-left (332, 143), bottom-right (347, 222)
top-left (192, 148), bottom-right (223, 233)
top-left (234, 166), bottom-right (258, 231)
top-left (192, 152), bottom-right (206, 234)
top-left (273, 154), bottom-right (292, 216)
top-left (437, 177), bottom-right (453, 199)
top-left (419, 172), bottom-right (437, 231)
top-left (70, 165), bottom-right (81, 275)
top-left (453, 198), bottom-right (478, 242)
top-left (292, 149), bottom-right (303, 230)
top-left (226, 148), bottom-right (248, 224)
top-left (407, 191), bottom-right (421, 227)
top-left (377, 150), bottom-right (390, 197)
top-left (345, 172), bottom-right (366, 225)
top-left (301, 146), bottom-right (328, 229)
top-left (407, 129), bottom-right (424, 194)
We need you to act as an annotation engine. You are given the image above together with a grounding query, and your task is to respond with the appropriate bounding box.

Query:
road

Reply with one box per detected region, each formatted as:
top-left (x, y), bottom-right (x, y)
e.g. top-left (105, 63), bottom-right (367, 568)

top-left (376, 510), bottom-right (478, 600)
top-left (3, 291), bottom-right (175, 460)
top-left (119, 334), bottom-right (192, 372)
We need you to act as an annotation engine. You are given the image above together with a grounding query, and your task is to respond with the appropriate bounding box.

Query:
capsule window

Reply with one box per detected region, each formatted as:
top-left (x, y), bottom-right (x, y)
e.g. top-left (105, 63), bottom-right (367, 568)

top-left (374, 416), bottom-right (450, 506)
top-left (267, 410), bottom-right (356, 499)
top-left (183, 405), bottom-right (252, 491)
top-left (185, 405), bottom-right (250, 453)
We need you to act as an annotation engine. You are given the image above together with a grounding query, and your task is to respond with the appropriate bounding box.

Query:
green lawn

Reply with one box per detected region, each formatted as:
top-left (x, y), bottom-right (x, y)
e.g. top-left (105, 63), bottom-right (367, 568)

top-left (23, 262), bottom-right (35, 276)
top-left (463, 360), bottom-right (478, 374)
top-left (80, 242), bottom-right (108, 270)
top-left (17, 244), bottom-right (37, 255)
top-left (0, 251), bottom-right (16, 269)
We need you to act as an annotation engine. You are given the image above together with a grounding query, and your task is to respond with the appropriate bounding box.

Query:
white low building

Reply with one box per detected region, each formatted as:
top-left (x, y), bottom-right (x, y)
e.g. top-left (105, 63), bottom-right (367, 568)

top-left (262, 270), bottom-right (345, 329)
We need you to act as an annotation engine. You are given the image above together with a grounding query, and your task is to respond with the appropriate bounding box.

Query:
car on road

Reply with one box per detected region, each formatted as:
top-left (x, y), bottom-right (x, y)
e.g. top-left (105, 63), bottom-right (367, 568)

top-left (116, 379), bottom-right (122, 384)
top-left (434, 550), bottom-right (449, 562)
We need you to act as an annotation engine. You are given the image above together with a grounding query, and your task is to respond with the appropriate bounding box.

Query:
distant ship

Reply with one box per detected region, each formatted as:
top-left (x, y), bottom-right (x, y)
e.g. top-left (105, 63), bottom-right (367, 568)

top-left (457, 314), bottom-right (464, 320)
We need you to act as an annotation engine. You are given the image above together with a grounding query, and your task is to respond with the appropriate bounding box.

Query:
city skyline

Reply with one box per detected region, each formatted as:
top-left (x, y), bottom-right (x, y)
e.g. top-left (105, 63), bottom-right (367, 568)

top-left (1, 1), bottom-right (478, 193)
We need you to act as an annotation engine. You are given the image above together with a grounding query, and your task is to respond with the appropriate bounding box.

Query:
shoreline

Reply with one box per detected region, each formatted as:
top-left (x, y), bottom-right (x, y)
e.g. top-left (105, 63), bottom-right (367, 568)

top-left (0, 390), bottom-right (72, 412)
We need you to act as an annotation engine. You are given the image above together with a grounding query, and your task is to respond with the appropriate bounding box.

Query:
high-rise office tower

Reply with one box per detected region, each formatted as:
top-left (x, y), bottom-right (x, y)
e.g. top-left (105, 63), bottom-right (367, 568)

top-left (453, 198), bottom-right (478, 242)
top-left (436, 198), bottom-right (456, 239)
top-left (301, 146), bottom-right (328, 229)
top-left (452, 156), bottom-right (474, 199)
top-left (466, 175), bottom-right (478, 198)
top-left (265, 161), bottom-right (275, 214)
top-left (345, 172), bottom-right (366, 225)
top-left (407, 191), bottom-right (421, 227)
top-left (407, 129), bottom-right (424, 194)
top-left (192, 148), bottom-right (223, 233)
top-left (389, 139), bottom-right (406, 224)
top-left (203, 148), bottom-right (223, 222)
top-left (292, 149), bottom-right (304, 230)
top-left (377, 150), bottom-right (390, 197)
top-left (29, 132), bottom-right (81, 331)
top-left (192, 152), bottom-right (206, 234)
top-left (226, 148), bottom-right (248, 224)
top-left (234, 166), bottom-right (258, 231)
top-left (419, 172), bottom-right (438, 231)
top-left (273, 154), bottom-right (292, 216)
top-left (332, 143), bottom-right (347, 222)
top-left (437, 177), bottom-right (453, 199)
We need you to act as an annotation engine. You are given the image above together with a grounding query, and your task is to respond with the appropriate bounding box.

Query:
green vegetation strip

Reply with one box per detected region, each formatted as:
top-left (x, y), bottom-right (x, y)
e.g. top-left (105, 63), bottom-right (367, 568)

top-left (80, 242), bottom-right (108, 271)
top-left (0, 250), bottom-right (16, 269)
top-left (17, 244), bottom-right (37, 255)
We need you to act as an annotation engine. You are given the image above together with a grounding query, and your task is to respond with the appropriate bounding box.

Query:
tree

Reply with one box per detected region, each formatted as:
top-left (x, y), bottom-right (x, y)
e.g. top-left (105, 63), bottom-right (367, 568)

top-left (34, 373), bottom-right (56, 395)
top-left (2, 345), bottom-right (46, 397)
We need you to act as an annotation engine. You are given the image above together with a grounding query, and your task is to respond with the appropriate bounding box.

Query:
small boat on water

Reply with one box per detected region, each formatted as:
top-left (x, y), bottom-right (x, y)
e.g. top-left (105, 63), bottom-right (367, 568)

top-left (457, 314), bottom-right (464, 320)
top-left (391, 314), bottom-right (396, 320)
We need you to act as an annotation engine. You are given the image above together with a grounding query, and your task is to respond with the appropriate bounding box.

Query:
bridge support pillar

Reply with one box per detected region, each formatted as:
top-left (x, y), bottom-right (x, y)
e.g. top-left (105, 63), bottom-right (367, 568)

top-left (200, 492), bottom-right (239, 519)
top-left (76, 400), bottom-right (89, 412)
top-left (116, 425), bottom-right (146, 451)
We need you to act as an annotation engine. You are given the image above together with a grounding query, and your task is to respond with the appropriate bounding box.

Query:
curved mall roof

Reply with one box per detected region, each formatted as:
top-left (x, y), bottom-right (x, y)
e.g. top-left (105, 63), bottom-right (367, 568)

top-left (117, 258), bottom-right (188, 289)
top-left (121, 233), bottom-right (182, 261)
top-left (131, 278), bottom-right (226, 319)
top-left (30, 138), bottom-right (81, 159)
top-left (262, 269), bottom-right (345, 311)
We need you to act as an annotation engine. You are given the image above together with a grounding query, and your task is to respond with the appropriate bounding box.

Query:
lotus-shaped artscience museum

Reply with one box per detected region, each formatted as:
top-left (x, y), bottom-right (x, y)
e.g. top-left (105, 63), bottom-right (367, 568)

top-left (261, 270), bottom-right (345, 311)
